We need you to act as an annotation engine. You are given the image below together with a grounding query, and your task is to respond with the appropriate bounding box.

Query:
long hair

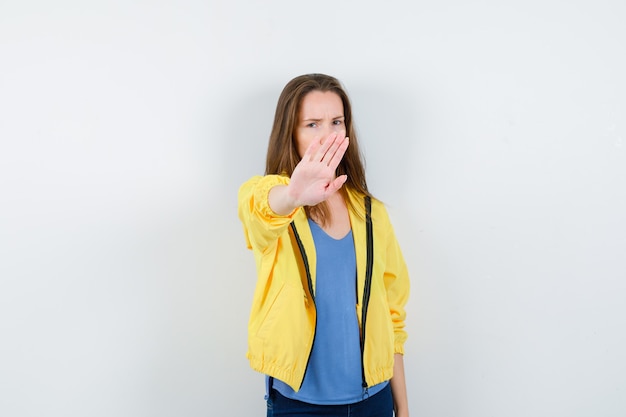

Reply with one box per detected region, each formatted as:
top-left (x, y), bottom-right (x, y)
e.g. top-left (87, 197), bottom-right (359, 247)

top-left (265, 74), bottom-right (371, 224)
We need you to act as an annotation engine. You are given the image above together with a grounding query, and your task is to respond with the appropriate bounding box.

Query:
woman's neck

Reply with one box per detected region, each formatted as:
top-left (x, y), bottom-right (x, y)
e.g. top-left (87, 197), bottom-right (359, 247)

top-left (311, 192), bottom-right (351, 240)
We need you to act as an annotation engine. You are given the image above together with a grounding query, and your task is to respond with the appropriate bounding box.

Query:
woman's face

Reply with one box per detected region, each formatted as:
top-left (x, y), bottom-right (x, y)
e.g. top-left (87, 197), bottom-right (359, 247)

top-left (294, 90), bottom-right (345, 158)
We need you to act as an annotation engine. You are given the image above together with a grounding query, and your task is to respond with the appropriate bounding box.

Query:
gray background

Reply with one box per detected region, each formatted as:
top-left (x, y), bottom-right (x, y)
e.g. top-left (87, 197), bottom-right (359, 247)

top-left (1, 1), bottom-right (625, 416)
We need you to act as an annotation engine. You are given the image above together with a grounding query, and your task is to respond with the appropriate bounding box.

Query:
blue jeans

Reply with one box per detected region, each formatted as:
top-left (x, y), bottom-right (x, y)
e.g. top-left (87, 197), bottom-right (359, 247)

top-left (266, 383), bottom-right (393, 417)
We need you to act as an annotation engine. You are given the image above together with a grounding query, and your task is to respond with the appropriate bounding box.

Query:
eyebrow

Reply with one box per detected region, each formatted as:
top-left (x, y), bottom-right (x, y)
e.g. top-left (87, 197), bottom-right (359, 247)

top-left (302, 115), bottom-right (345, 122)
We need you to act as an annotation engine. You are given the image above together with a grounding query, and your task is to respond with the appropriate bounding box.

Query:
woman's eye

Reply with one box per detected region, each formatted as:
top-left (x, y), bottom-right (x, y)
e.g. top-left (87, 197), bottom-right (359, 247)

top-left (333, 120), bottom-right (343, 125)
top-left (307, 123), bottom-right (317, 128)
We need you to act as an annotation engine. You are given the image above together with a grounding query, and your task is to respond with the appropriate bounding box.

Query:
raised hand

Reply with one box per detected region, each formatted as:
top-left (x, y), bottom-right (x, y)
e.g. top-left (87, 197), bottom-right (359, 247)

top-left (268, 132), bottom-right (349, 215)
top-left (289, 132), bottom-right (349, 206)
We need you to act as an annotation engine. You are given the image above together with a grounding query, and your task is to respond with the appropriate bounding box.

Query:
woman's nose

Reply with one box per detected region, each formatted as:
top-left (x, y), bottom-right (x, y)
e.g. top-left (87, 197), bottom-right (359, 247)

top-left (319, 125), bottom-right (332, 138)
top-left (323, 124), bottom-right (343, 136)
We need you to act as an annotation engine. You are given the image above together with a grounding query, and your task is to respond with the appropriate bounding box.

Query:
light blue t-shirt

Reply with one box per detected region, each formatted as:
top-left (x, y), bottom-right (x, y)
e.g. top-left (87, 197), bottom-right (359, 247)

top-left (270, 219), bottom-right (387, 404)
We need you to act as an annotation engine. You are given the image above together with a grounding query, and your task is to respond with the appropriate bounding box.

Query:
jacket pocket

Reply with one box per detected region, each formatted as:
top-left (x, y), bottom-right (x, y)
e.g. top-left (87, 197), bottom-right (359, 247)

top-left (254, 281), bottom-right (284, 339)
top-left (255, 281), bottom-right (304, 341)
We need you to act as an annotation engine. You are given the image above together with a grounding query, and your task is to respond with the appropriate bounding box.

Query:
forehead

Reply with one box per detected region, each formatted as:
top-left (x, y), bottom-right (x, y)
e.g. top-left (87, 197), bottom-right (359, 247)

top-left (299, 90), bottom-right (344, 117)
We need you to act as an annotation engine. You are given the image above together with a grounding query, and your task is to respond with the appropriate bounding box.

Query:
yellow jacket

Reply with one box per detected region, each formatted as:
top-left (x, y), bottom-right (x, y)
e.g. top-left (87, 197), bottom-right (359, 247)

top-left (238, 175), bottom-right (410, 392)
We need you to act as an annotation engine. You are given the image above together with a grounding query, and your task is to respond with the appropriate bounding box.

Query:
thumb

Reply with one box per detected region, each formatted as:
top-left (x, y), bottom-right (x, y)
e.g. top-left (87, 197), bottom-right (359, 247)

top-left (329, 175), bottom-right (348, 193)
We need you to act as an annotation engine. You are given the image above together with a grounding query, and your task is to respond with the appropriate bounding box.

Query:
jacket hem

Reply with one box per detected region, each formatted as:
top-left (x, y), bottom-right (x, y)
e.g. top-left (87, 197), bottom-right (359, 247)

top-left (247, 354), bottom-right (303, 392)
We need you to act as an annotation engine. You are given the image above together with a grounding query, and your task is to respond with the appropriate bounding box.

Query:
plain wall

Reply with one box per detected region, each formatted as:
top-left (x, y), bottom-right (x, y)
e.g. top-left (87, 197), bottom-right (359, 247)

top-left (1, 1), bottom-right (625, 416)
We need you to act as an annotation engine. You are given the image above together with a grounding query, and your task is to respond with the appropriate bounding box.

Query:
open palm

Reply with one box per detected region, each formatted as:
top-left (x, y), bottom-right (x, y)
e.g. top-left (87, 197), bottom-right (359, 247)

top-left (289, 132), bottom-right (349, 207)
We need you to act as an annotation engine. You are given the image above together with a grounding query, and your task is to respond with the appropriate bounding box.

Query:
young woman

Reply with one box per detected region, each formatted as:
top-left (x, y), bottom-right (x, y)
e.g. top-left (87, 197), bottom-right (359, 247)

top-left (238, 74), bottom-right (410, 417)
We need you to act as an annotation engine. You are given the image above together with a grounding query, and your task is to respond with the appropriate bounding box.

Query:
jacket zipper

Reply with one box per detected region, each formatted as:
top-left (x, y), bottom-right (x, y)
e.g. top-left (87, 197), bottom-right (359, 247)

top-left (290, 222), bottom-right (317, 391)
top-left (359, 196), bottom-right (374, 398)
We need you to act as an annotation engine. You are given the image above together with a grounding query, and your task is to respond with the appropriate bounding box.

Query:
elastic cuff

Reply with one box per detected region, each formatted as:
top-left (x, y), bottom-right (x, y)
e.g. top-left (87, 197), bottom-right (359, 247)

top-left (254, 175), bottom-right (297, 218)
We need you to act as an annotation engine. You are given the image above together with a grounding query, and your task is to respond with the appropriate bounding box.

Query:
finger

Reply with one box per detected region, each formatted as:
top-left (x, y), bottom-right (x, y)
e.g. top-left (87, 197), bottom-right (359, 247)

top-left (316, 132), bottom-right (339, 160)
top-left (302, 136), bottom-right (322, 161)
top-left (325, 136), bottom-right (349, 168)
top-left (320, 134), bottom-right (346, 165)
top-left (327, 174), bottom-right (348, 194)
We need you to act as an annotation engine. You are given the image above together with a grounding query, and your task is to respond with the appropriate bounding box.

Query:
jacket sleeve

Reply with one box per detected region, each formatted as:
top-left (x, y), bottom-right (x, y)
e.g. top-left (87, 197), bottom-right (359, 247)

top-left (238, 175), bottom-right (300, 253)
top-left (382, 211), bottom-right (410, 354)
